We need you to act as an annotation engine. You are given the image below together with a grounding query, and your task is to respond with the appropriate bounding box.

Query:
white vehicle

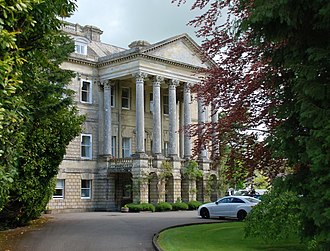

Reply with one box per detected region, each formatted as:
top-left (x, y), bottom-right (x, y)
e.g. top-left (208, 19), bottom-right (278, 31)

top-left (198, 196), bottom-right (260, 220)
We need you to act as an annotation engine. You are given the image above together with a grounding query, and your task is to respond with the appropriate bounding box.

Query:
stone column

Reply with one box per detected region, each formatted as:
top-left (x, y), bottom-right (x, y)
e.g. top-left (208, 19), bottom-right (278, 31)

top-left (168, 79), bottom-right (179, 157)
top-left (183, 82), bottom-right (192, 159)
top-left (97, 81), bottom-right (104, 155)
top-left (103, 81), bottom-right (112, 156)
top-left (152, 76), bottom-right (163, 157)
top-left (198, 96), bottom-right (208, 160)
top-left (134, 71), bottom-right (148, 156)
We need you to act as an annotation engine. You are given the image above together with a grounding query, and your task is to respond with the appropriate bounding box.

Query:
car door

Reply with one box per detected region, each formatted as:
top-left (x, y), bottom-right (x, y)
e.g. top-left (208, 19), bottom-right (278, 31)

top-left (228, 197), bottom-right (246, 217)
top-left (212, 197), bottom-right (232, 217)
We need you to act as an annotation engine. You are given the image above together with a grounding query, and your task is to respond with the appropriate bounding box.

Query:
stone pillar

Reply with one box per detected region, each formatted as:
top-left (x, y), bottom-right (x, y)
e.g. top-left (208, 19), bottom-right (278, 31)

top-left (183, 83), bottom-right (192, 159)
top-left (97, 81), bottom-right (104, 155)
top-left (134, 71), bottom-right (148, 156)
top-left (198, 96), bottom-right (208, 160)
top-left (132, 158), bottom-right (149, 203)
top-left (152, 76), bottom-right (163, 157)
top-left (168, 79), bottom-right (179, 157)
top-left (103, 81), bottom-right (112, 156)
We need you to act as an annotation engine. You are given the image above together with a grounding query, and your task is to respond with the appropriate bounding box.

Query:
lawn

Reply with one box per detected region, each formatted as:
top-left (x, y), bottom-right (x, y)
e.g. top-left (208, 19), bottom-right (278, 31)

top-left (156, 222), bottom-right (307, 251)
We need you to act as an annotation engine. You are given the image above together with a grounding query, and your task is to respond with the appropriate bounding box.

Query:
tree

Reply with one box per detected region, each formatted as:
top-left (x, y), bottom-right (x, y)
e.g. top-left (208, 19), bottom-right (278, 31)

top-left (0, 0), bottom-right (84, 228)
top-left (173, 0), bottom-right (330, 249)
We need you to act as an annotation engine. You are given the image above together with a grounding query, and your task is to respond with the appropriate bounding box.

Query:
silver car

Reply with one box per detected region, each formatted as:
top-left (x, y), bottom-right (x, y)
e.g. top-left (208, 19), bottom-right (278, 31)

top-left (198, 196), bottom-right (260, 220)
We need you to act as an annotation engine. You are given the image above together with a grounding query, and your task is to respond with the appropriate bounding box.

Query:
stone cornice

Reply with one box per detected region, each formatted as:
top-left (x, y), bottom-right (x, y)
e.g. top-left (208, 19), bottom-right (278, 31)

top-left (98, 53), bottom-right (203, 71)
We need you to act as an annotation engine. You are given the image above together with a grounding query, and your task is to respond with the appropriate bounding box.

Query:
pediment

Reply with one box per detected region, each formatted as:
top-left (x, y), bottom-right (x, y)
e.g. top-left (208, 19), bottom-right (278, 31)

top-left (142, 35), bottom-right (208, 68)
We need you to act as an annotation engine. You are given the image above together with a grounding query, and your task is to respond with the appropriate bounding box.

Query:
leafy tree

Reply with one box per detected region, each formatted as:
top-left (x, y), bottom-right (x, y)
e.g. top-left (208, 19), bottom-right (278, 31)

top-left (244, 186), bottom-right (301, 242)
top-left (173, 0), bottom-right (330, 248)
top-left (0, 0), bottom-right (84, 228)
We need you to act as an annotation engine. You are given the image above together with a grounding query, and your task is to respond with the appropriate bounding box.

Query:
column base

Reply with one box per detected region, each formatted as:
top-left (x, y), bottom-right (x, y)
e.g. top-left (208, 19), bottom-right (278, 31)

top-left (99, 154), bottom-right (112, 161)
top-left (132, 152), bottom-right (149, 159)
top-left (152, 153), bottom-right (165, 160)
top-left (169, 154), bottom-right (181, 161)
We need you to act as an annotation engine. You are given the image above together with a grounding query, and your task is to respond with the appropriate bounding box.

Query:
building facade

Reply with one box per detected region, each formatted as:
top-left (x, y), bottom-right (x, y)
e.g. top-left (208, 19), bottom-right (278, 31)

top-left (48, 23), bottom-right (219, 212)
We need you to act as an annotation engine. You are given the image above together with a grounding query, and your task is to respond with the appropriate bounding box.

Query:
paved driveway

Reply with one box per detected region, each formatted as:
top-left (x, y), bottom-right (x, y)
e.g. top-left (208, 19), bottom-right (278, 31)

top-left (15, 211), bottom-right (222, 251)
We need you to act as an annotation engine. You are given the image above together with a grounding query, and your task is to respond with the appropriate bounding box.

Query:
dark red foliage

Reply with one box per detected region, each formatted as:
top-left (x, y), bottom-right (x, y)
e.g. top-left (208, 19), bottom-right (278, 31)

top-left (173, 0), bottom-right (287, 181)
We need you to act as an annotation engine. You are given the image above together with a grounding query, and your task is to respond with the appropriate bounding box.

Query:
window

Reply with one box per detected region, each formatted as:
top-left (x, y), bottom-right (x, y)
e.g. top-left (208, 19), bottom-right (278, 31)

top-left (81, 80), bottom-right (92, 103)
top-left (53, 179), bottom-right (64, 199)
top-left (122, 137), bottom-right (131, 158)
top-left (81, 180), bottom-right (92, 199)
top-left (163, 141), bottom-right (168, 157)
top-left (163, 95), bottom-right (169, 115)
top-left (149, 93), bottom-right (153, 113)
top-left (81, 134), bottom-right (92, 159)
top-left (219, 198), bottom-right (232, 203)
top-left (121, 87), bottom-right (130, 109)
top-left (75, 43), bottom-right (87, 55)
top-left (232, 198), bottom-right (244, 203)
top-left (112, 136), bottom-right (117, 157)
top-left (111, 86), bottom-right (115, 107)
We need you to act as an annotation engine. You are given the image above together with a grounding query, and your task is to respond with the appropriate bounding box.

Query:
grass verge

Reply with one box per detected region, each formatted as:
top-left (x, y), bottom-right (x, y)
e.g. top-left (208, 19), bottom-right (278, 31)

top-left (157, 222), bottom-right (307, 251)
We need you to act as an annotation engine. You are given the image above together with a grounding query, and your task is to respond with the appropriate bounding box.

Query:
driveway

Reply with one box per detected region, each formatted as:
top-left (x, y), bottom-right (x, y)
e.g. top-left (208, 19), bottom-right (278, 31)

top-left (15, 211), bottom-right (222, 251)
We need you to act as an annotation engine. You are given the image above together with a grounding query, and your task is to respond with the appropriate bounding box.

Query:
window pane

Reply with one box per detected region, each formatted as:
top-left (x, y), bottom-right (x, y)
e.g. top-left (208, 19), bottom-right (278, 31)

top-left (112, 136), bottom-right (116, 157)
top-left (81, 180), bottom-right (91, 198)
top-left (122, 138), bottom-right (131, 158)
top-left (122, 88), bottom-right (129, 108)
top-left (163, 95), bottom-right (169, 114)
top-left (111, 86), bottom-right (115, 107)
top-left (81, 81), bottom-right (90, 102)
top-left (53, 179), bottom-right (64, 198)
top-left (81, 135), bottom-right (91, 158)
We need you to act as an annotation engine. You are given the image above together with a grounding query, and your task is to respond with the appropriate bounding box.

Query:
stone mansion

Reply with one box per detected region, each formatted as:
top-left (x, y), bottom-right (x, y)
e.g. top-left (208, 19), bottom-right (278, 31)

top-left (48, 22), bottom-right (220, 212)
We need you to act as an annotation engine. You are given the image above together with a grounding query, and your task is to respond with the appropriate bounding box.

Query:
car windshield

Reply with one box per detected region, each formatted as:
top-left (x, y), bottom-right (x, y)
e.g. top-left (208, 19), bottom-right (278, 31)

top-left (245, 197), bottom-right (260, 203)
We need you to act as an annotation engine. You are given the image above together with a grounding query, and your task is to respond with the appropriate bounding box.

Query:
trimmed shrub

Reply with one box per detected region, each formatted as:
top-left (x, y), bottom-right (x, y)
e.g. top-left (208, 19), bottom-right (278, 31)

top-left (140, 203), bottom-right (155, 212)
top-left (187, 201), bottom-right (203, 210)
top-left (125, 203), bottom-right (142, 212)
top-left (155, 202), bottom-right (172, 212)
top-left (126, 203), bottom-right (155, 212)
top-left (171, 202), bottom-right (189, 211)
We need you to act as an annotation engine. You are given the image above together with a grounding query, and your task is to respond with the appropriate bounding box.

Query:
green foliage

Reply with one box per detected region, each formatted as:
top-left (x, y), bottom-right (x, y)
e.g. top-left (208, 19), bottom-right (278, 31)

top-left (187, 201), bottom-right (202, 210)
top-left (244, 188), bottom-right (302, 243)
top-left (171, 202), bottom-right (189, 211)
top-left (245, 1), bottom-right (330, 248)
top-left (253, 170), bottom-right (269, 189)
top-left (0, 0), bottom-right (83, 228)
top-left (159, 160), bottom-right (173, 180)
top-left (155, 202), bottom-right (172, 212)
top-left (182, 160), bottom-right (203, 180)
top-left (126, 203), bottom-right (155, 212)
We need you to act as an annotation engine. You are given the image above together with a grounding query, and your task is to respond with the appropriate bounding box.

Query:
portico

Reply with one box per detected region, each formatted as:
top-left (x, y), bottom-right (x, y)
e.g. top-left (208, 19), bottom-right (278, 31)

top-left (48, 23), bottom-right (220, 212)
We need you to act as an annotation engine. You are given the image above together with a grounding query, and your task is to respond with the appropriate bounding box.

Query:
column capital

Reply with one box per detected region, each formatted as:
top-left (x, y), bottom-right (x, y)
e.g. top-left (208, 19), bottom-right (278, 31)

top-left (103, 80), bottom-right (115, 89)
top-left (184, 82), bottom-right (191, 93)
top-left (133, 71), bottom-right (148, 81)
top-left (153, 75), bottom-right (164, 83)
top-left (169, 79), bottom-right (180, 88)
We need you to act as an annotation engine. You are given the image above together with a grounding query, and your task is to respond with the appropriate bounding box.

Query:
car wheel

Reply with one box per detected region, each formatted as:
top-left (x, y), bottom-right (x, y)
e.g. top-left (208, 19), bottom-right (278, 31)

top-left (200, 208), bottom-right (210, 219)
top-left (237, 210), bottom-right (247, 221)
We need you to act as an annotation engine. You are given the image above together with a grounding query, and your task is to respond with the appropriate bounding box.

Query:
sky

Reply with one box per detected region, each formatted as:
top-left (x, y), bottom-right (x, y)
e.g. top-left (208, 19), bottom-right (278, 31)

top-left (67, 0), bottom-right (203, 49)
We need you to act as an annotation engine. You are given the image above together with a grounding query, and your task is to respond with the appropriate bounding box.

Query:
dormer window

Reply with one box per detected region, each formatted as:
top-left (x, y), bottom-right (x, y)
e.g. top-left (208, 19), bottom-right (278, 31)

top-left (74, 37), bottom-right (88, 55)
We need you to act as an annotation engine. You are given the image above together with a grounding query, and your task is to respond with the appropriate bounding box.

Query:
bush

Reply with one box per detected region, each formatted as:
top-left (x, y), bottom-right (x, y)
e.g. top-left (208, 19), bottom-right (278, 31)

top-left (126, 203), bottom-right (155, 212)
top-left (125, 203), bottom-right (141, 212)
top-left (244, 189), bottom-right (301, 242)
top-left (140, 203), bottom-right (155, 212)
top-left (155, 202), bottom-right (172, 212)
top-left (171, 202), bottom-right (189, 211)
top-left (187, 201), bottom-right (202, 210)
